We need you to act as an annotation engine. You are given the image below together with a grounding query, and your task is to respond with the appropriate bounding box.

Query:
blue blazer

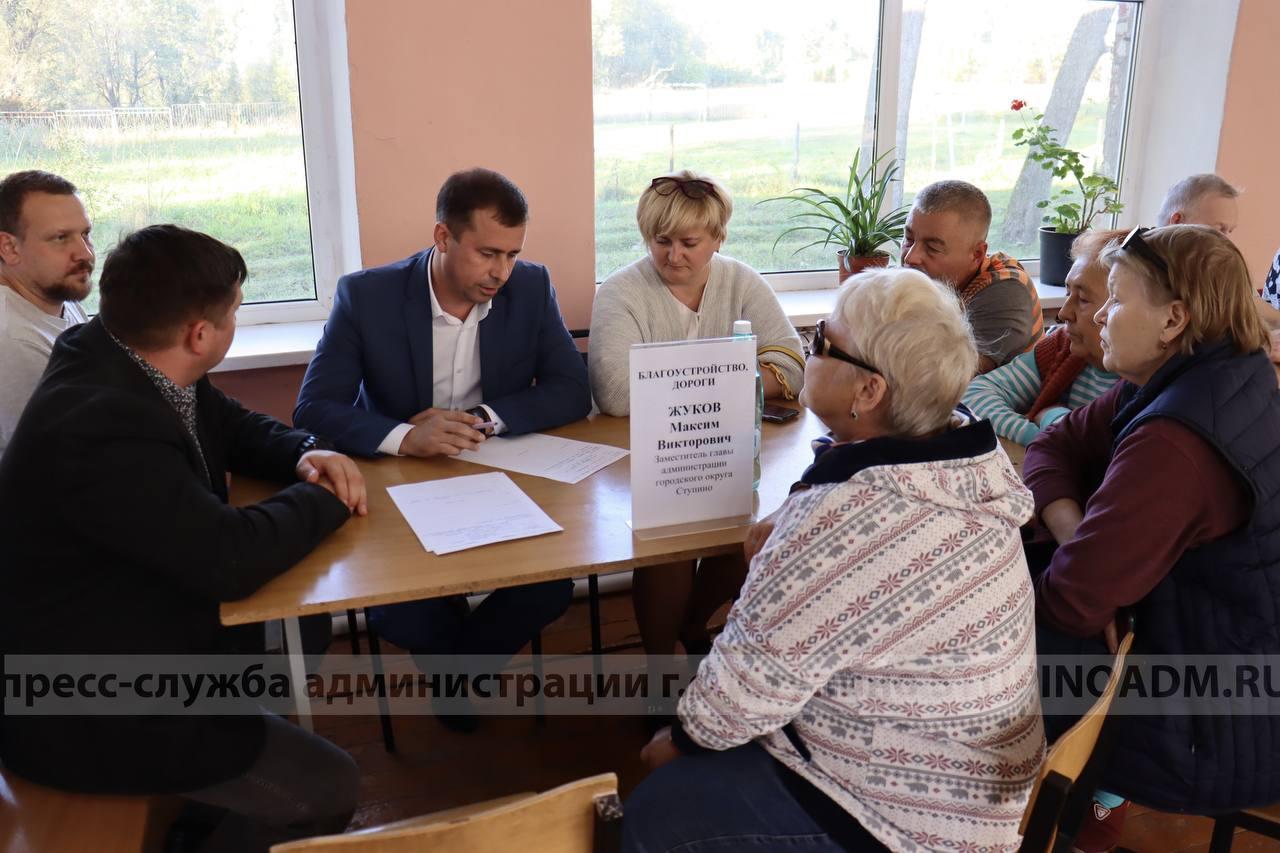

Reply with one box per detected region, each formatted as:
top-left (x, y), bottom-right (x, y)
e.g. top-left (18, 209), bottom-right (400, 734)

top-left (294, 249), bottom-right (591, 456)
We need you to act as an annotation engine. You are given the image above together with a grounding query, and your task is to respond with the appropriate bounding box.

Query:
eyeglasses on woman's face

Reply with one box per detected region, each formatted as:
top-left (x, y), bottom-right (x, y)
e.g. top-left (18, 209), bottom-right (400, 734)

top-left (810, 319), bottom-right (880, 374)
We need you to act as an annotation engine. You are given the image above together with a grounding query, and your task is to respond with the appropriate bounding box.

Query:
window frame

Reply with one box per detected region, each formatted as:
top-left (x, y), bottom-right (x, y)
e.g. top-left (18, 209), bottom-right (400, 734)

top-left (590, 0), bottom-right (1168, 290)
top-left (235, 0), bottom-right (361, 326)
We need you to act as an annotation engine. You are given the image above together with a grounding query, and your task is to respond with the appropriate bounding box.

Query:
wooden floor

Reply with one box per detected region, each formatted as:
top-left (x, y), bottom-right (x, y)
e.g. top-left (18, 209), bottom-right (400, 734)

top-left (315, 590), bottom-right (1280, 853)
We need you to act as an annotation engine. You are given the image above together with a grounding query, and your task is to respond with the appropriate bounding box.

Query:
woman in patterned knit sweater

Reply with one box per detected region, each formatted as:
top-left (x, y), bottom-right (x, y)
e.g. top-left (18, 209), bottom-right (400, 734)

top-left (624, 269), bottom-right (1045, 853)
top-left (963, 230), bottom-right (1124, 446)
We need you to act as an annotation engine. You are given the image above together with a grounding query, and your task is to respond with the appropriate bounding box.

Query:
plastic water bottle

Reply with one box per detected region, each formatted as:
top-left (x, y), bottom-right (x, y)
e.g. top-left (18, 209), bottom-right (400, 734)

top-left (733, 320), bottom-right (763, 490)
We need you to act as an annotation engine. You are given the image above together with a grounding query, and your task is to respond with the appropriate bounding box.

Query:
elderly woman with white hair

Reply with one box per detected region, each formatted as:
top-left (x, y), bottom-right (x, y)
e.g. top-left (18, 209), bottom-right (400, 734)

top-left (591, 171), bottom-right (806, 661)
top-left (623, 269), bottom-right (1045, 853)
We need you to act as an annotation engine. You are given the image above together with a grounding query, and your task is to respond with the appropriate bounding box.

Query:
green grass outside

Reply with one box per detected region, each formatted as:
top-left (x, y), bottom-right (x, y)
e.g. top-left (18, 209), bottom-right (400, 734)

top-left (595, 102), bottom-right (1113, 279)
top-left (0, 124), bottom-right (313, 312)
top-left (0, 101), bottom-right (1113, 310)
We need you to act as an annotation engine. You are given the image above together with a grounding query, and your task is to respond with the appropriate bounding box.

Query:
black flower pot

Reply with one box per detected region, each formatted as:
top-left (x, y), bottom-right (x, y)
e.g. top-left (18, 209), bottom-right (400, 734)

top-left (1038, 227), bottom-right (1079, 287)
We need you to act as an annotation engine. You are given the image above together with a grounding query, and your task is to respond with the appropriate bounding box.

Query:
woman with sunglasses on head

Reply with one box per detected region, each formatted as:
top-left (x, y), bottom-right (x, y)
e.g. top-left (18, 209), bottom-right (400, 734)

top-left (623, 268), bottom-right (1044, 853)
top-left (590, 170), bottom-right (806, 662)
top-left (1024, 225), bottom-right (1280, 846)
top-left (589, 170), bottom-right (805, 416)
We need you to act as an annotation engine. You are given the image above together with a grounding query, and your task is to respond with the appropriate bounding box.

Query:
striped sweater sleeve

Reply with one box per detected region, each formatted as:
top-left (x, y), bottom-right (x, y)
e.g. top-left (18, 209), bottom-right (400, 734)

top-left (962, 349), bottom-right (1044, 445)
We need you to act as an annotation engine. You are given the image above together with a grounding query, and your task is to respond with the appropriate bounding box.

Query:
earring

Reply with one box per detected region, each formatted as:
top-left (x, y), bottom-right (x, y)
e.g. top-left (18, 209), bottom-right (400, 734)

top-left (1159, 339), bottom-right (1168, 351)
top-left (850, 407), bottom-right (859, 421)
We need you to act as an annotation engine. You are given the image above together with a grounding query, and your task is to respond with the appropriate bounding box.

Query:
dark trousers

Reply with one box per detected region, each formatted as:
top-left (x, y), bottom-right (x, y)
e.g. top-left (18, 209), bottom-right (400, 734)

top-left (365, 579), bottom-right (574, 669)
top-left (178, 712), bottom-right (358, 852)
top-left (623, 742), bottom-right (887, 852)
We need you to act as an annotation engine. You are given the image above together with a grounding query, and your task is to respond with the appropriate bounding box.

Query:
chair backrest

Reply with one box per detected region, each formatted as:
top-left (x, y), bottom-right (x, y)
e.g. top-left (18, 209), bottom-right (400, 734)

top-left (1018, 631), bottom-right (1134, 853)
top-left (270, 773), bottom-right (620, 853)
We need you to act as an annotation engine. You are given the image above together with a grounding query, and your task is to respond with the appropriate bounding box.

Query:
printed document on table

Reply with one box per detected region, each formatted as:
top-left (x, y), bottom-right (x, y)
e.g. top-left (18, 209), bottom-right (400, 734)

top-left (456, 433), bottom-right (629, 484)
top-left (387, 472), bottom-right (563, 555)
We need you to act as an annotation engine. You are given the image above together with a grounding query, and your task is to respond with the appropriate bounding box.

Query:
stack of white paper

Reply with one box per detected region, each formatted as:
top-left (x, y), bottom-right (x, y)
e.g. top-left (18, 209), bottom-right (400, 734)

top-left (456, 433), bottom-right (628, 483)
top-left (386, 472), bottom-right (563, 555)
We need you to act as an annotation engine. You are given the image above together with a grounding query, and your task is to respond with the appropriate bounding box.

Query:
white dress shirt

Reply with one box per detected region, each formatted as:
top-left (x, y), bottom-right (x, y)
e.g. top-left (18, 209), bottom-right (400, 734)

top-left (378, 261), bottom-right (504, 455)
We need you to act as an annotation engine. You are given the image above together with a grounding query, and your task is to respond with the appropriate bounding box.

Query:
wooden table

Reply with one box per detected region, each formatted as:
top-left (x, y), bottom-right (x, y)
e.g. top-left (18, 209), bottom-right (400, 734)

top-left (224, 412), bottom-right (1027, 726)
top-left (224, 409), bottom-right (826, 725)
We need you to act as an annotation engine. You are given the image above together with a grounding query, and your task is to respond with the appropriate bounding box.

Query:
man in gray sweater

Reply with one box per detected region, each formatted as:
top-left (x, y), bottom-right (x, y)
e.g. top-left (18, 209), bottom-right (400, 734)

top-left (0, 170), bottom-right (93, 457)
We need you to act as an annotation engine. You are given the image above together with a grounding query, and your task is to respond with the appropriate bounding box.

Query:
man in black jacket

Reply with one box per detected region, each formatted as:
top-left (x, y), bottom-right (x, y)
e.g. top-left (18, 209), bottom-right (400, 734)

top-left (0, 225), bottom-right (367, 851)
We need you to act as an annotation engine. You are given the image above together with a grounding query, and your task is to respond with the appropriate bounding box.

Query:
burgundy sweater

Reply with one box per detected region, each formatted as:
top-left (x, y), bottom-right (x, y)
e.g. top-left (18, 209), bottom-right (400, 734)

top-left (1023, 382), bottom-right (1250, 637)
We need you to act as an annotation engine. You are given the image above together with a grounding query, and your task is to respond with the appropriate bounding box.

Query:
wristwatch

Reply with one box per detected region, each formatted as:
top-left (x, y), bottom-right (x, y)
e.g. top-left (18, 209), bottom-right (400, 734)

top-left (296, 433), bottom-right (334, 460)
top-left (466, 406), bottom-right (495, 436)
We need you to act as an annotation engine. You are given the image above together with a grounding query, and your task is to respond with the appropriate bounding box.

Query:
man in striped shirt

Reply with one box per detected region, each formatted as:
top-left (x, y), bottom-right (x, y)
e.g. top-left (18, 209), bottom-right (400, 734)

top-left (962, 229), bottom-right (1124, 445)
top-left (903, 180), bottom-right (1043, 373)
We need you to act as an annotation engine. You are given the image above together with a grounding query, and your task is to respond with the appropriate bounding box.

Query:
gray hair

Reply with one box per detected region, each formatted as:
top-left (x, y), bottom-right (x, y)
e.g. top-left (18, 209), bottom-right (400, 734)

top-left (833, 267), bottom-right (977, 436)
top-left (1157, 174), bottom-right (1239, 226)
top-left (912, 180), bottom-right (992, 237)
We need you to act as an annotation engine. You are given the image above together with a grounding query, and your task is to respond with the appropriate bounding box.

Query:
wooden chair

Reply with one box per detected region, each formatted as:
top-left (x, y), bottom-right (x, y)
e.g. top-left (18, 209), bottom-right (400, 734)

top-left (1208, 803), bottom-right (1280, 851)
top-left (1018, 631), bottom-right (1134, 853)
top-left (0, 768), bottom-right (181, 853)
top-left (270, 772), bottom-right (622, 852)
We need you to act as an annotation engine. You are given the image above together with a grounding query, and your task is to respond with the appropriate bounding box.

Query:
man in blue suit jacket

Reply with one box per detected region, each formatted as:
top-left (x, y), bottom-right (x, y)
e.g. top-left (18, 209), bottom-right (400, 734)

top-left (294, 169), bottom-right (588, 728)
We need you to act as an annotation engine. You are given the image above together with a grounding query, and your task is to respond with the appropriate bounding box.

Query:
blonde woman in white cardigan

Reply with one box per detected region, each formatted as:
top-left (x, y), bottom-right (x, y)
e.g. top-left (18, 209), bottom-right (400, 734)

top-left (590, 171), bottom-right (806, 662)
top-left (589, 170), bottom-right (805, 415)
top-left (624, 269), bottom-right (1044, 853)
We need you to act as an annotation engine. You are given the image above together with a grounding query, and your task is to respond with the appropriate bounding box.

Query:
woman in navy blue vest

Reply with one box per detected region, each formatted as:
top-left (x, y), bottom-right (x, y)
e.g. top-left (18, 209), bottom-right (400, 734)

top-left (1023, 224), bottom-right (1280, 845)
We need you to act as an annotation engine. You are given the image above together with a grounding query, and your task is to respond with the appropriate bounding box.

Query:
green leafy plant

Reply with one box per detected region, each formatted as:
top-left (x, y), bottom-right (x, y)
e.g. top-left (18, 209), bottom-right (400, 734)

top-left (761, 148), bottom-right (909, 259)
top-left (1010, 98), bottom-right (1123, 233)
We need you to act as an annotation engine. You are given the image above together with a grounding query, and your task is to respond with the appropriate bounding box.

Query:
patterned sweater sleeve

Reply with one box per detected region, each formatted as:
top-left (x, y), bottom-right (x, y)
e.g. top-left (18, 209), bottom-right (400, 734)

top-left (677, 486), bottom-right (870, 749)
top-left (961, 349), bottom-right (1043, 445)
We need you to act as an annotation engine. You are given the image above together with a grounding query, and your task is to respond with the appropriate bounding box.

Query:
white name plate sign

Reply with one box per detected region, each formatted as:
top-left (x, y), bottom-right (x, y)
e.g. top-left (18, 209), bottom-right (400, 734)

top-left (629, 336), bottom-right (755, 533)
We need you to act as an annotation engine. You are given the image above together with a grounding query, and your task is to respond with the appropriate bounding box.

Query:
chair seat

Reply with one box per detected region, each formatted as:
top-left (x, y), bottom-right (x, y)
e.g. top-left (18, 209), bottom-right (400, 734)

top-left (0, 769), bottom-right (178, 853)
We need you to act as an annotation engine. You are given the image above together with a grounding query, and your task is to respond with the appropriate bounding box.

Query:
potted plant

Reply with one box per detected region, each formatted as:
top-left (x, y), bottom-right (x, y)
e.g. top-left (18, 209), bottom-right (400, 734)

top-left (762, 149), bottom-right (909, 284)
top-left (1010, 98), bottom-right (1123, 286)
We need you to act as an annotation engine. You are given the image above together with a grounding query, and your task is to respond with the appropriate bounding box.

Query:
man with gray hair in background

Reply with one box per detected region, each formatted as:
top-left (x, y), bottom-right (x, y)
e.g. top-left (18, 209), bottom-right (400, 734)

top-left (1156, 173), bottom-right (1240, 234)
top-left (0, 169), bottom-right (93, 457)
top-left (902, 180), bottom-right (1043, 373)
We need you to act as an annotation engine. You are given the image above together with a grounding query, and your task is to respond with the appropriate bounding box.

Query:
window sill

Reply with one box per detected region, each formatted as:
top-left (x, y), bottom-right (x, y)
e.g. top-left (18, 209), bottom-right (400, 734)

top-left (216, 282), bottom-right (1066, 373)
top-left (213, 320), bottom-right (327, 373)
top-left (776, 279), bottom-right (1066, 328)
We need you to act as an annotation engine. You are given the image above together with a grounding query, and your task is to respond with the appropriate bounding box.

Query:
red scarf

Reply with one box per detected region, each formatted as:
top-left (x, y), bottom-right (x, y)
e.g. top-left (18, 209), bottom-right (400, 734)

top-left (1026, 327), bottom-right (1086, 422)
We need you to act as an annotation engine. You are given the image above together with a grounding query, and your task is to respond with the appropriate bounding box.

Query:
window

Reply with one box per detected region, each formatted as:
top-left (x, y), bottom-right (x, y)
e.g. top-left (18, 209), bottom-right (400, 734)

top-left (897, 0), bottom-right (1140, 259)
top-left (0, 0), bottom-right (356, 320)
top-left (592, 0), bottom-right (881, 281)
top-left (591, 0), bottom-right (1141, 281)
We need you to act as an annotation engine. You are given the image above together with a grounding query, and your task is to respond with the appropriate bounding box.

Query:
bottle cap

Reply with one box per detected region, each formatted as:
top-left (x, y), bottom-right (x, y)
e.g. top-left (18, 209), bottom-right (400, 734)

top-left (732, 320), bottom-right (752, 336)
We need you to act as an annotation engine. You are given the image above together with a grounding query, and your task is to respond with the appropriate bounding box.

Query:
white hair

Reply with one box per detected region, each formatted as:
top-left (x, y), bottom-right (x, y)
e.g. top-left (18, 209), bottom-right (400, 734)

top-left (833, 267), bottom-right (978, 436)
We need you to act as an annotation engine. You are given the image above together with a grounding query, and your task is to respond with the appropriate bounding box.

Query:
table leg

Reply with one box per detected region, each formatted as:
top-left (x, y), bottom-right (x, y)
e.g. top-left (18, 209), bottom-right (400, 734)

top-left (588, 574), bottom-right (603, 684)
top-left (283, 616), bottom-right (314, 733)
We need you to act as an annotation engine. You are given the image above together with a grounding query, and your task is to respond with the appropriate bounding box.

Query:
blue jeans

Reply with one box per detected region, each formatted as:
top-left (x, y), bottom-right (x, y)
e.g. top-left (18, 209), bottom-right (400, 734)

top-left (366, 579), bottom-right (573, 667)
top-left (623, 742), bottom-right (886, 852)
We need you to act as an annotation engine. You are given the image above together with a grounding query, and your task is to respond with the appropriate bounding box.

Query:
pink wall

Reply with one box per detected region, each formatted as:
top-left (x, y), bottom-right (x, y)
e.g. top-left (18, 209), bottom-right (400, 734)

top-left (1217, 0), bottom-right (1280, 285)
top-left (343, 0), bottom-right (598, 329)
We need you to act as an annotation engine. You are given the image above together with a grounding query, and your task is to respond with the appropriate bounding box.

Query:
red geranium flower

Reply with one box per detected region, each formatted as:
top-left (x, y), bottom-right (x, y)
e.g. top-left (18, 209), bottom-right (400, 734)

top-left (1011, 99), bottom-right (1026, 111)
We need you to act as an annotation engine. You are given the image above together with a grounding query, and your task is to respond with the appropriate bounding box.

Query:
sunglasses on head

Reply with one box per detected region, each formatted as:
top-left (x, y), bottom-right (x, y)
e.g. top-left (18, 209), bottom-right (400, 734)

top-left (811, 320), bottom-right (880, 374)
top-left (650, 176), bottom-right (719, 202)
top-left (1120, 226), bottom-right (1170, 277)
